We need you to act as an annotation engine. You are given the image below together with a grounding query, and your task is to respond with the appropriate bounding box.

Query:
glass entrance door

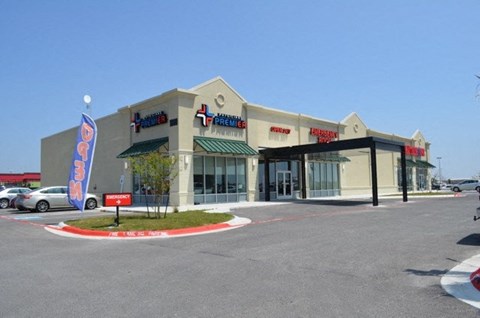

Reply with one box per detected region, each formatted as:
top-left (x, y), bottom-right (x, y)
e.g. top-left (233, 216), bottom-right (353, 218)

top-left (277, 171), bottom-right (292, 199)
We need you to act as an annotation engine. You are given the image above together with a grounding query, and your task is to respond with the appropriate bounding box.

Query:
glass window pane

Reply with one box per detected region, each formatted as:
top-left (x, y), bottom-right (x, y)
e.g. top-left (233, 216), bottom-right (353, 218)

top-left (277, 161), bottom-right (288, 171)
top-left (134, 174), bottom-right (141, 195)
top-left (326, 163), bottom-right (333, 189)
top-left (309, 163), bottom-right (314, 190)
top-left (321, 163), bottom-right (327, 189)
top-left (193, 156), bottom-right (204, 194)
top-left (314, 163), bottom-right (321, 190)
top-left (205, 157), bottom-right (215, 194)
top-left (258, 161), bottom-right (265, 193)
top-left (291, 161), bottom-right (299, 191)
top-left (227, 158), bottom-right (236, 193)
top-left (216, 157), bottom-right (226, 193)
top-left (269, 161), bottom-right (275, 192)
top-left (332, 164), bottom-right (339, 189)
top-left (237, 158), bottom-right (246, 193)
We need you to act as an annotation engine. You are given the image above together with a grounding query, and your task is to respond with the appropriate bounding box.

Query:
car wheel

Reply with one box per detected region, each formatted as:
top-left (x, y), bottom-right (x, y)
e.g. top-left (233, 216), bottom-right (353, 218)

top-left (452, 187), bottom-right (460, 192)
top-left (36, 201), bottom-right (49, 213)
top-left (85, 198), bottom-right (97, 210)
top-left (476, 186), bottom-right (480, 192)
top-left (0, 198), bottom-right (9, 209)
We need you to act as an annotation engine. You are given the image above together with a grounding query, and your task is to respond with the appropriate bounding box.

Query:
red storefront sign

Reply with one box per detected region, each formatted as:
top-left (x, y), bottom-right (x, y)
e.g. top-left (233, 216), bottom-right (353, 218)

top-left (310, 128), bottom-right (338, 143)
top-left (103, 193), bottom-right (133, 207)
top-left (270, 126), bottom-right (291, 134)
top-left (404, 145), bottom-right (425, 157)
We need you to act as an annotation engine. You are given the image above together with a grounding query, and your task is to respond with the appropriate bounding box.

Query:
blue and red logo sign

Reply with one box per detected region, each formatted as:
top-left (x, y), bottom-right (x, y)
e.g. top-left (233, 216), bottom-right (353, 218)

top-left (131, 111), bottom-right (168, 133)
top-left (195, 104), bottom-right (246, 129)
top-left (195, 104), bottom-right (215, 127)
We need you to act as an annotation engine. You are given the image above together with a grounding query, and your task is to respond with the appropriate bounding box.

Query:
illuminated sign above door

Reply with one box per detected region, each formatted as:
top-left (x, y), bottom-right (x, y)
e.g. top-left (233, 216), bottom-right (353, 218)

top-left (195, 104), bottom-right (247, 129)
top-left (310, 128), bottom-right (338, 143)
top-left (404, 145), bottom-right (425, 157)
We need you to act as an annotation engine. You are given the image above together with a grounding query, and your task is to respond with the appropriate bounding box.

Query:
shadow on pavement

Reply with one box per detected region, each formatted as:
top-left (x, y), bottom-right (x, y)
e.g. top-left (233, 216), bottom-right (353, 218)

top-left (292, 199), bottom-right (372, 207)
top-left (404, 268), bottom-right (449, 276)
top-left (457, 234), bottom-right (480, 246)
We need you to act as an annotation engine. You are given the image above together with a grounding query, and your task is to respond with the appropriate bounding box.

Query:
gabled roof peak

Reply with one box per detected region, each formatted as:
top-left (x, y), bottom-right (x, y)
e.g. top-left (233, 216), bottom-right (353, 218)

top-left (189, 76), bottom-right (247, 102)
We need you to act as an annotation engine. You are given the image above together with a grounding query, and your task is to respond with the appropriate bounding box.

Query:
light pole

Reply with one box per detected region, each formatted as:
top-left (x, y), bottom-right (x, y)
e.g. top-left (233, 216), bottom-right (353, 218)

top-left (436, 157), bottom-right (442, 184)
top-left (83, 95), bottom-right (92, 116)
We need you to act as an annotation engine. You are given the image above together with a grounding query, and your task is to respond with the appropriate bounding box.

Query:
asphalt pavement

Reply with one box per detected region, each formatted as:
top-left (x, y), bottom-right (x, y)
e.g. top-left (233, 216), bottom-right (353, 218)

top-left (1, 193), bottom-right (480, 317)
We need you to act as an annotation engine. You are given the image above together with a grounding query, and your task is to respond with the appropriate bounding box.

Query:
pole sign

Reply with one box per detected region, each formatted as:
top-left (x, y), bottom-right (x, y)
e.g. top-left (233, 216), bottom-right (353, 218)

top-left (103, 193), bottom-right (133, 207)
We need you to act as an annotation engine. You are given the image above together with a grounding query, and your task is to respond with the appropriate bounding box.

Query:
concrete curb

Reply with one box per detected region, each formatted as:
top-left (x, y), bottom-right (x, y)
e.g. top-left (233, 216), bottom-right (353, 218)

top-left (441, 254), bottom-right (480, 309)
top-left (44, 215), bottom-right (252, 240)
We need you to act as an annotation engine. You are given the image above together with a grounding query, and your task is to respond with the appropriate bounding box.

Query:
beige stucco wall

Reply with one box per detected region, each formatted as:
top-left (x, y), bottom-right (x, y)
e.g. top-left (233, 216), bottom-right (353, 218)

top-left (41, 128), bottom-right (77, 187)
top-left (41, 112), bottom-right (130, 197)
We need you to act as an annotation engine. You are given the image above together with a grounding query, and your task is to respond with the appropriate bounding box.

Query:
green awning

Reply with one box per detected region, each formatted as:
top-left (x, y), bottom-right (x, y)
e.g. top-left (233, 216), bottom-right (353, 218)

top-left (399, 158), bottom-right (435, 168)
top-left (416, 160), bottom-right (436, 168)
top-left (117, 137), bottom-right (168, 158)
top-left (309, 153), bottom-right (350, 162)
top-left (194, 136), bottom-right (258, 156)
top-left (399, 159), bottom-right (417, 167)
top-left (406, 159), bottom-right (416, 167)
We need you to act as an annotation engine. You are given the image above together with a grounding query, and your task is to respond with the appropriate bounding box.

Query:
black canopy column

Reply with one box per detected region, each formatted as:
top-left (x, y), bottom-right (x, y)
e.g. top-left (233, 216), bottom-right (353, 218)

top-left (301, 154), bottom-right (307, 199)
top-left (401, 147), bottom-right (408, 202)
top-left (264, 158), bottom-right (270, 201)
top-left (370, 143), bottom-right (379, 206)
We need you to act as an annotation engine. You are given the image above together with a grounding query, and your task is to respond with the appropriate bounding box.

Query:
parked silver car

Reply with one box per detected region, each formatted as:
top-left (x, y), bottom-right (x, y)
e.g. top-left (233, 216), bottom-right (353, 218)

top-left (0, 187), bottom-right (32, 209)
top-left (15, 186), bottom-right (98, 212)
top-left (451, 179), bottom-right (480, 192)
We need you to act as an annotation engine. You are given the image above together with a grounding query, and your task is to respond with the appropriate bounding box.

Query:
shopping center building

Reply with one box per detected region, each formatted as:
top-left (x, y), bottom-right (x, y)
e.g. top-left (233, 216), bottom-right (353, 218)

top-left (41, 77), bottom-right (434, 207)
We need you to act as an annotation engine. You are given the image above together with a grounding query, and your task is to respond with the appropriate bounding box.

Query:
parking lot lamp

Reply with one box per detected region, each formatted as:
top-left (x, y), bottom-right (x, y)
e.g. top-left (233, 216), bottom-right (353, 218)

top-left (436, 157), bottom-right (442, 184)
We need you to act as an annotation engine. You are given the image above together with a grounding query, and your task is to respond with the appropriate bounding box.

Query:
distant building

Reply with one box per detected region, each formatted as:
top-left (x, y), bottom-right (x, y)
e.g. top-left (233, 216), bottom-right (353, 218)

top-left (0, 172), bottom-right (41, 188)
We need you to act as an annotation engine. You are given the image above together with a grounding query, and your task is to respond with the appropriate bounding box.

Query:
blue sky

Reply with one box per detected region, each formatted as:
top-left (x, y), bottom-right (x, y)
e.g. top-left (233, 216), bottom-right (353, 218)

top-left (1, 1), bottom-right (479, 180)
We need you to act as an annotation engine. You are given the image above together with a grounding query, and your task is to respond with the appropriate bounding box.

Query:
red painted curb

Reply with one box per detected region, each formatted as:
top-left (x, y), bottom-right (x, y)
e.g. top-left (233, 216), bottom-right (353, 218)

top-left (57, 222), bottom-right (233, 238)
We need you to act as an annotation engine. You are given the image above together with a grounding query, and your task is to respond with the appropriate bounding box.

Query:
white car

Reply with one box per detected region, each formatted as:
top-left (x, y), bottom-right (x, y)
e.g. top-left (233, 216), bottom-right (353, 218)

top-left (0, 187), bottom-right (32, 209)
top-left (15, 186), bottom-right (98, 212)
top-left (451, 180), bottom-right (480, 192)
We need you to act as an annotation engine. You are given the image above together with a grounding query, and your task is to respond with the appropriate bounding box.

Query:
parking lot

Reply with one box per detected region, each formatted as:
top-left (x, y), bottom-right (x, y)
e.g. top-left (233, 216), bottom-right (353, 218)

top-left (1, 194), bottom-right (480, 317)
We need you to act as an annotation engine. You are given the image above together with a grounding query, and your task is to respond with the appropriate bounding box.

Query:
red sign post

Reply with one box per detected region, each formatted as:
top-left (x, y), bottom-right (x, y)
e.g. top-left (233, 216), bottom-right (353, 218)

top-left (103, 193), bottom-right (133, 226)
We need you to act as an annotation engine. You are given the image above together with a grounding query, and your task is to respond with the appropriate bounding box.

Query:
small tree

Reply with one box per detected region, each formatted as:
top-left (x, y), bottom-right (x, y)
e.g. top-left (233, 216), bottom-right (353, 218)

top-left (129, 151), bottom-right (178, 219)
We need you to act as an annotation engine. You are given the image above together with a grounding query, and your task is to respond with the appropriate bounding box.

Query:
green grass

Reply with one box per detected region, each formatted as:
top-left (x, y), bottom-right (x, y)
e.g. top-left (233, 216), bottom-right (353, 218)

top-left (65, 211), bottom-right (234, 232)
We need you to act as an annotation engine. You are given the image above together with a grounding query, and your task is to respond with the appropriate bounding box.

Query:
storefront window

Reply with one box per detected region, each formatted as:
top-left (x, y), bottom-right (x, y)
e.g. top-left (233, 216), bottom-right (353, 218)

top-left (216, 157), bottom-right (226, 193)
top-left (308, 162), bottom-right (315, 190)
top-left (269, 162), bottom-right (275, 192)
top-left (291, 161), bottom-right (299, 191)
top-left (194, 156), bottom-right (204, 194)
top-left (258, 161), bottom-right (265, 193)
top-left (237, 158), bottom-right (246, 193)
top-left (194, 155), bottom-right (248, 204)
top-left (227, 158), bottom-right (236, 193)
top-left (398, 166), bottom-right (413, 191)
top-left (309, 161), bottom-right (340, 197)
top-left (205, 157), bottom-right (215, 194)
top-left (326, 163), bottom-right (333, 189)
top-left (314, 163), bottom-right (321, 190)
top-left (332, 163), bottom-right (339, 189)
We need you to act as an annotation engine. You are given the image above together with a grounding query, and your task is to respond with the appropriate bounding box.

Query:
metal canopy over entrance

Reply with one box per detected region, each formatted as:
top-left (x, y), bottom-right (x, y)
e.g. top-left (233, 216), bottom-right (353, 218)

top-left (260, 136), bottom-right (408, 206)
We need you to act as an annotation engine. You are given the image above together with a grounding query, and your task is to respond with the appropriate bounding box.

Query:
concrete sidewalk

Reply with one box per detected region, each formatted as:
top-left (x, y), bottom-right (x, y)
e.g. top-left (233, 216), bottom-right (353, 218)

top-left (99, 200), bottom-right (290, 214)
